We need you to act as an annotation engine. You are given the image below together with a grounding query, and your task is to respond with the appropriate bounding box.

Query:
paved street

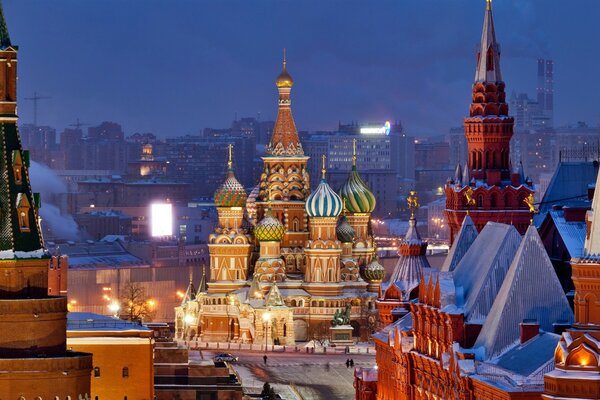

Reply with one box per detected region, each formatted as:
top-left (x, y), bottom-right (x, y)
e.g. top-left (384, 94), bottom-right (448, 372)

top-left (195, 350), bottom-right (376, 400)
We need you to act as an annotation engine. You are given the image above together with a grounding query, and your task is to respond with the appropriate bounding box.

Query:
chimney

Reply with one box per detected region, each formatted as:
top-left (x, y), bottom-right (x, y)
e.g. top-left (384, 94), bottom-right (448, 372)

top-left (520, 320), bottom-right (539, 344)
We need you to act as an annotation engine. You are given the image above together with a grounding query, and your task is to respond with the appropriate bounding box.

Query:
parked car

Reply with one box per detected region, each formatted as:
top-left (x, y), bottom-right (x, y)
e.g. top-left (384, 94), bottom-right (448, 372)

top-left (213, 353), bottom-right (239, 363)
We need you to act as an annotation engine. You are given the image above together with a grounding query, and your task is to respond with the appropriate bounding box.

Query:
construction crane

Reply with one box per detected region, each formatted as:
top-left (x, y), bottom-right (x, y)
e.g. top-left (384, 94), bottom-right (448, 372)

top-left (24, 92), bottom-right (51, 126)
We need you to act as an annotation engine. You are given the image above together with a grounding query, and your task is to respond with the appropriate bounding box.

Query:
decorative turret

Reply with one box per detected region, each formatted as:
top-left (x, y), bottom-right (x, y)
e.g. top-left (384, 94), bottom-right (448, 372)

top-left (207, 144), bottom-right (253, 292)
top-left (336, 213), bottom-right (355, 243)
top-left (338, 139), bottom-right (376, 267)
top-left (266, 49), bottom-right (303, 157)
top-left (444, 0), bottom-right (533, 244)
top-left (255, 207), bottom-right (286, 242)
top-left (181, 272), bottom-right (197, 306)
top-left (305, 155), bottom-right (343, 218)
top-left (339, 140), bottom-right (376, 214)
top-left (214, 144), bottom-right (247, 208)
top-left (363, 256), bottom-right (385, 293)
top-left (254, 199), bottom-right (286, 282)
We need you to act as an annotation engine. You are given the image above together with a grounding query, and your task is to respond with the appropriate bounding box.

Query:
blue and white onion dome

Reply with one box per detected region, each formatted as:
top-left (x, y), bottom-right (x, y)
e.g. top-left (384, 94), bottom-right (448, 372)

top-left (305, 156), bottom-right (343, 218)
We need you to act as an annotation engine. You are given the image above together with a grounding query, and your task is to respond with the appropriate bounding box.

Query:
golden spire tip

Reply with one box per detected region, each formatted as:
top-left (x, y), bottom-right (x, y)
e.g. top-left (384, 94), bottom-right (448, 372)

top-left (352, 139), bottom-right (357, 166)
top-left (321, 154), bottom-right (327, 179)
top-left (283, 48), bottom-right (287, 67)
top-left (227, 144), bottom-right (233, 169)
top-left (486, 0), bottom-right (492, 11)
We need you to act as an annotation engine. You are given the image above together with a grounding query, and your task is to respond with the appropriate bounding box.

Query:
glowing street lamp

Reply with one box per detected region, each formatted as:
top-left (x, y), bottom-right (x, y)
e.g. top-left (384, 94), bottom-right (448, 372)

top-left (108, 302), bottom-right (121, 318)
top-left (262, 312), bottom-right (272, 353)
top-left (184, 314), bottom-right (195, 325)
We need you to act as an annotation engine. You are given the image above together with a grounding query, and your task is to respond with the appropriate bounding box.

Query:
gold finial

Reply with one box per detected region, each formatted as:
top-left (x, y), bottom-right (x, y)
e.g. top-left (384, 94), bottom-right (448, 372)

top-left (283, 48), bottom-right (287, 68)
top-left (352, 139), bottom-right (357, 166)
top-left (486, 0), bottom-right (492, 11)
top-left (464, 187), bottom-right (476, 215)
top-left (321, 154), bottom-right (327, 179)
top-left (342, 198), bottom-right (347, 215)
top-left (523, 193), bottom-right (538, 224)
top-left (227, 144), bottom-right (233, 170)
top-left (189, 271), bottom-right (193, 284)
top-left (407, 191), bottom-right (420, 219)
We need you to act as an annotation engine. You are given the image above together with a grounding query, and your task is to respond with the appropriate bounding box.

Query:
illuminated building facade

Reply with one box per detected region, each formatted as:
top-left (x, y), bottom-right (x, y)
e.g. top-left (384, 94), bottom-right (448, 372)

top-left (175, 55), bottom-right (380, 344)
top-left (445, 0), bottom-right (533, 244)
top-left (0, 6), bottom-right (92, 398)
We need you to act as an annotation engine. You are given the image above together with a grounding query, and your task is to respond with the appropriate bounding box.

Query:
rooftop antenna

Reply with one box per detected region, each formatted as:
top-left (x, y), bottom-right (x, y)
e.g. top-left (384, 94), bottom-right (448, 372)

top-left (24, 92), bottom-right (51, 126)
top-left (69, 118), bottom-right (90, 131)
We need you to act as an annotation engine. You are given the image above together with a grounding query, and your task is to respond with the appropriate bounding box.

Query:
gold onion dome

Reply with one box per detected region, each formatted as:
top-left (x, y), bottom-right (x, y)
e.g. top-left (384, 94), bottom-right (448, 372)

top-left (275, 50), bottom-right (294, 88)
top-left (339, 163), bottom-right (376, 215)
top-left (255, 208), bottom-right (285, 242)
top-left (363, 257), bottom-right (385, 282)
top-left (214, 145), bottom-right (247, 208)
top-left (336, 215), bottom-right (355, 243)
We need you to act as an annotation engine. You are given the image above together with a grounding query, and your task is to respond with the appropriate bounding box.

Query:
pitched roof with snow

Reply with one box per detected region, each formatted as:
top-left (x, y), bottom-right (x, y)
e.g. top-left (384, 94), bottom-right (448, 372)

top-left (453, 222), bottom-right (522, 322)
top-left (547, 209), bottom-right (587, 259)
top-left (441, 215), bottom-right (478, 273)
top-left (473, 226), bottom-right (573, 359)
top-left (586, 165), bottom-right (600, 256)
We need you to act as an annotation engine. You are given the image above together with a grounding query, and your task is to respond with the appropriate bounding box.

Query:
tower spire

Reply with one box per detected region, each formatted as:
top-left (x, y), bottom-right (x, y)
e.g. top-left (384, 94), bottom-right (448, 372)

top-left (321, 154), bottom-right (327, 180)
top-left (475, 0), bottom-right (502, 82)
top-left (0, 1), bottom-right (11, 49)
top-left (352, 139), bottom-right (357, 168)
top-left (227, 143), bottom-right (233, 170)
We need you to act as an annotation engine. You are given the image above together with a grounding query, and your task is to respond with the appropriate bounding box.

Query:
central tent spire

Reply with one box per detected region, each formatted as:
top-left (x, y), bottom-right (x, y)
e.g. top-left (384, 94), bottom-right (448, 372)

top-left (475, 0), bottom-right (502, 82)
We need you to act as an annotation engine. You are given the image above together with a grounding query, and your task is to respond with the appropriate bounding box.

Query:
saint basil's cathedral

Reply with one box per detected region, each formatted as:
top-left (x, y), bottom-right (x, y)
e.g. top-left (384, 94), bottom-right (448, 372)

top-left (175, 56), bottom-right (382, 344)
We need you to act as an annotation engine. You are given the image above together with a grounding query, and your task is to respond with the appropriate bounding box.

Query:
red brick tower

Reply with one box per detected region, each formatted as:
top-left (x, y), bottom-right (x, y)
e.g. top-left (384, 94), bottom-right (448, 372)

top-left (445, 0), bottom-right (533, 244)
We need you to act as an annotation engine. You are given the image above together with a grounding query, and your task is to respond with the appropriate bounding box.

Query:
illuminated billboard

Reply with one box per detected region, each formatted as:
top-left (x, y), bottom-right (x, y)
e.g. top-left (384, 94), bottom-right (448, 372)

top-left (360, 121), bottom-right (391, 135)
top-left (151, 203), bottom-right (173, 237)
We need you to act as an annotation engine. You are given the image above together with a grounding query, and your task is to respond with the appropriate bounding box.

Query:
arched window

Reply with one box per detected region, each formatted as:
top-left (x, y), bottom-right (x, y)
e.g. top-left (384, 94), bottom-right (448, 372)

top-left (122, 367), bottom-right (129, 378)
top-left (93, 367), bottom-right (100, 377)
top-left (293, 217), bottom-right (299, 232)
top-left (487, 48), bottom-right (494, 71)
top-left (283, 323), bottom-right (287, 337)
top-left (477, 195), bottom-right (483, 208)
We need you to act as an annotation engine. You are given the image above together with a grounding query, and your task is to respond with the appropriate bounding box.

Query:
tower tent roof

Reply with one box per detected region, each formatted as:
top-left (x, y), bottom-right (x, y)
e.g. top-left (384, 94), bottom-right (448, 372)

top-left (475, 0), bottom-right (502, 82)
top-left (441, 215), bottom-right (478, 273)
top-left (474, 225), bottom-right (573, 359)
top-left (452, 222), bottom-right (522, 322)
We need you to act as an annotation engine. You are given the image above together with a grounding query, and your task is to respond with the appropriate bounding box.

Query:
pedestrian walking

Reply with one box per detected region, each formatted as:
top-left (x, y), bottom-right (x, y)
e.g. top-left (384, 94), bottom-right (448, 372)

top-left (350, 358), bottom-right (354, 367)
top-left (263, 354), bottom-right (268, 365)
top-left (346, 359), bottom-right (350, 368)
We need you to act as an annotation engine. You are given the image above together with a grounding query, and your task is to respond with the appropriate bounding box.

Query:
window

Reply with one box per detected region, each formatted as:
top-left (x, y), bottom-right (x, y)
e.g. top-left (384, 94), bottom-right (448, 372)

top-left (16, 193), bottom-right (31, 232)
top-left (93, 367), bottom-right (100, 377)
top-left (122, 367), bottom-right (129, 378)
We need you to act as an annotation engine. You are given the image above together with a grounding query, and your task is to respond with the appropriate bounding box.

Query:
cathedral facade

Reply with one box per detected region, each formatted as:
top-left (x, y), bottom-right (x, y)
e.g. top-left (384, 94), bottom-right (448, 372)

top-left (175, 56), bottom-right (381, 344)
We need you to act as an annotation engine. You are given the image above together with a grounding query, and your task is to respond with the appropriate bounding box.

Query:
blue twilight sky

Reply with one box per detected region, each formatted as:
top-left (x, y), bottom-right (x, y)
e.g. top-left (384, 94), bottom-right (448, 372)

top-left (4, 0), bottom-right (600, 137)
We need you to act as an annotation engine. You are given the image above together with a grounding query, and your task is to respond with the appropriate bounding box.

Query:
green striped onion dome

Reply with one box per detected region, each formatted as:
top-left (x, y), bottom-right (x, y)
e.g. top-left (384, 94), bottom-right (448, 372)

top-left (362, 258), bottom-right (385, 282)
top-left (214, 169), bottom-right (247, 208)
top-left (339, 166), bottom-right (376, 213)
top-left (336, 215), bottom-right (355, 243)
top-left (255, 208), bottom-right (285, 242)
top-left (305, 178), bottom-right (342, 218)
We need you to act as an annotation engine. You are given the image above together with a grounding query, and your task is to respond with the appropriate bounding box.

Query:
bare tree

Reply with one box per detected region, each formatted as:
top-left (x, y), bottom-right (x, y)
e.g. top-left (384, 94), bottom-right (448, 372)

top-left (307, 321), bottom-right (330, 346)
top-left (119, 282), bottom-right (156, 323)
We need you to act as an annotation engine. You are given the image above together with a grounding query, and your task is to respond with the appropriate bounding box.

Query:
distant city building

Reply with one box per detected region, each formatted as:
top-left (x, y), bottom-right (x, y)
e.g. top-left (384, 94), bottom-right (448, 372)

top-left (75, 210), bottom-right (133, 240)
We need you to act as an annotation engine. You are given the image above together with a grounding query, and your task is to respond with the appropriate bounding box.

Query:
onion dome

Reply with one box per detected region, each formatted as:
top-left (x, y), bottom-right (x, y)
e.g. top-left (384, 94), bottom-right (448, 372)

top-left (336, 215), bottom-right (355, 243)
top-left (305, 155), bottom-right (342, 218)
top-left (275, 49), bottom-right (293, 88)
top-left (214, 144), bottom-right (247, 207)
top-left (255, 207), bottom-right (285, 242)
top-left (339, 139), bottom-right (376, 213)
top-left (362, 257), bottom-right (385, 282)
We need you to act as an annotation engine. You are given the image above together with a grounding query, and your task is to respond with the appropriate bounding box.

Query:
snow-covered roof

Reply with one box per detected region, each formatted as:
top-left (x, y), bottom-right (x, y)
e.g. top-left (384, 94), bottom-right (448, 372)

top-left (453, 222), bottom-right (522, 322)
top-left (493, 332), bottom-right (560, 377)
top-left (441, 215), bottom-right (478, 273)
top-left (537, 161), bottom-right (598, 219)
top-left (473, 226), bottom-right (573, 359)
top-left (548, 209), bottom-right (587, 259)
top-left (67, 312), bottom-right (150, 332)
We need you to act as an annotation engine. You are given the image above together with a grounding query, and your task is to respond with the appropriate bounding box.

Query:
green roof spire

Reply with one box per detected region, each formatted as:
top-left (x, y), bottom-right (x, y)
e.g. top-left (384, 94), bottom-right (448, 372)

top-left (0, 1), bottom-right (12, 49)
